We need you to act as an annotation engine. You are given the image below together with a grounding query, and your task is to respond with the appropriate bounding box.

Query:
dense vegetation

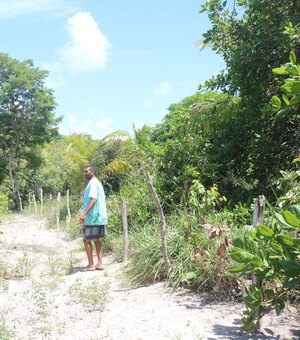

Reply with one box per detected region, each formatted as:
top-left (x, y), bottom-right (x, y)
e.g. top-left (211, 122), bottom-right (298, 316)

top-left (0, 0), bottom-right (299, 332)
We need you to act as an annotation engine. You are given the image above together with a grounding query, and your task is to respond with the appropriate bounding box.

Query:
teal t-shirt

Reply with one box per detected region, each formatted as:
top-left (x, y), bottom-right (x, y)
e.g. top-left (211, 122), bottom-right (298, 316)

top-left (83, 177), bottom-right (108, 225)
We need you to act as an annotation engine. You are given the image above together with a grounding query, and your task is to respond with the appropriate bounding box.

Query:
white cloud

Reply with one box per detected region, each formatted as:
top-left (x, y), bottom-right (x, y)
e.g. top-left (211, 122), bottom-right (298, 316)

top-left (153, 81), bottom-right (173, 96)
top-left (0, 0), bottom-right (76, 17)
top-left (58, 12), bottom-right (111, 73)
top-left (60, 114), bottom-right (114, 139)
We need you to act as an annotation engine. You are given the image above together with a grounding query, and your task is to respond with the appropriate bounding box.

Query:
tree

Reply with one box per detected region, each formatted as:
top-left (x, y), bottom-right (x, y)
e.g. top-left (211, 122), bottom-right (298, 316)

top-left (0, 53), bottom-right (59, 205)
top-left (199, 0), bottom-right (300, 201)
top-left (150, 92), bottom-right (226, 208)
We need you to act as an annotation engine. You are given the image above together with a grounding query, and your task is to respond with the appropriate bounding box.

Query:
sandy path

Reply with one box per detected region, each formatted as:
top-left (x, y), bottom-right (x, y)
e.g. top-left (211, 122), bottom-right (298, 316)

top-left (0, 214), bottom-right (299, 340)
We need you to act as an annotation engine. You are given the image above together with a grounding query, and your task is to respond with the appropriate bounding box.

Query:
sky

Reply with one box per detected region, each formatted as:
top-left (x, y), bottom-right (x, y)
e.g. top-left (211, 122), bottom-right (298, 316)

top-left (0, 0), bottom-right (225, 139)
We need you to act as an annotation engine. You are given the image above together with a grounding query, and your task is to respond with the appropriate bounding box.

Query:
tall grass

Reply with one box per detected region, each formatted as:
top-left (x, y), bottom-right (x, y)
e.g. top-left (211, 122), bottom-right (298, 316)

top-left (120, 211), bottom-right (241, 299)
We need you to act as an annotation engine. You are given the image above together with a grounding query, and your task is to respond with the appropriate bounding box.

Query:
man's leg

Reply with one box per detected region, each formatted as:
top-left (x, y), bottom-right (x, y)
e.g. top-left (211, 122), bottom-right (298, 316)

top-left (83, 240), bottom-right (95, 269)
top-left (94, 240), bottom-right (103, 269)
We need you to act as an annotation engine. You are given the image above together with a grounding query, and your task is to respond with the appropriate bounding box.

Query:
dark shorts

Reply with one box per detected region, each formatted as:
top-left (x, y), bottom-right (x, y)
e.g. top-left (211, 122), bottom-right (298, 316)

top-left (82, 225), bottom-right (107, 241)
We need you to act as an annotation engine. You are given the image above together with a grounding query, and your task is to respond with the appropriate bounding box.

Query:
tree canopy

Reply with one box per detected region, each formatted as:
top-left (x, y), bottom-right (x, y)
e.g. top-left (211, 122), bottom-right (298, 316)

top-left (0, 53), bottom-right (60, 203)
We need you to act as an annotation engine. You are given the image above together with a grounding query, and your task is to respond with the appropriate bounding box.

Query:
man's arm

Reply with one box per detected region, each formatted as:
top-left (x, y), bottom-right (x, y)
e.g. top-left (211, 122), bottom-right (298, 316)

top-left (80, 198), bottom-right (97, 224)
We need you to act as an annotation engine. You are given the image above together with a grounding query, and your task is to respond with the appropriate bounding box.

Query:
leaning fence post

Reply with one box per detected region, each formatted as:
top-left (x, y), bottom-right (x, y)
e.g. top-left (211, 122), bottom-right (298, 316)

top-left (252, 195), bottom-right (266, 330)
top-left (40, 187), bottom-right (43, 218)
top-left (33, 194), bottom-right (37, 219)
top-left (65, 189), bottom-right (71, 238)
top-left (49, 194), bottom-right (53, 220)
top-left (146, 172), bottom-right (169, 268)
top-left (17, 191), bottom-right (23, 212)
top-left (56, 192), bottom-right (61, 233)
top-left (121, 197), bottom-right (129, 262)
top-left (28, 192), bottom-right (31, 213)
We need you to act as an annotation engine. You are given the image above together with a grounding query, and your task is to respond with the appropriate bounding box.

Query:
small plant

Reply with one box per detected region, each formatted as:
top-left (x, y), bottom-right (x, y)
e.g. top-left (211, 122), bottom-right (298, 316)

top-left (229, 206), bottom-right (300, 331)
top-left (14, 252), bottom-right (35, 279)
top-left (68, 278), bottom-right (111, 311)
top-left (0, 252), bottom-right (35, 280)
top-left (0, 312), bottom-right (13, 340)
top-left (188, 180), bottom-right (226, 213)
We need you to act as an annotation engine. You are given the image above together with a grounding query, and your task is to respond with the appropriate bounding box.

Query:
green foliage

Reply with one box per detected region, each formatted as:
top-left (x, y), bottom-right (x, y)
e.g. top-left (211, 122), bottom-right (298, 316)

top-left (0, 193), bottom-right (8, 222)
top-left (0, 53), bottom-right (60, 206)
top-left (229, 207), bottom-right (300, 330)
top-left (124, 212), bottom-right (238, 298)
top-left (188, 180), bottom-right (226, 213)
top-left (199, 1), bottom-right (300, 202)
top-left (272, 51), bottom-right (300, 114)
top-left (68, 278), bottom-right (111, 311)
top-left (150, 92), bottom-right (227, 207)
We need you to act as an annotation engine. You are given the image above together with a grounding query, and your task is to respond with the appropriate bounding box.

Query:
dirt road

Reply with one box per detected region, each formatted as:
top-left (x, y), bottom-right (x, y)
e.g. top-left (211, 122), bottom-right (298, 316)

top-left (0, 214), bottom-right (299, 339)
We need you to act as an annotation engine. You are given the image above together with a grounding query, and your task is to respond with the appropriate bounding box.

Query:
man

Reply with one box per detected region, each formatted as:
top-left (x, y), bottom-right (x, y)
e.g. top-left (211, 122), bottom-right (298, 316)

top-left (79, 166), bottom-right (108, 271)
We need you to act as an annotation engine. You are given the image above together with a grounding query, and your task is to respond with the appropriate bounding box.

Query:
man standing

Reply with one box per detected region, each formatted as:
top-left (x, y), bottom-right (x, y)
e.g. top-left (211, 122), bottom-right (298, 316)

top-left (80, 166), bottom-right (108, 271)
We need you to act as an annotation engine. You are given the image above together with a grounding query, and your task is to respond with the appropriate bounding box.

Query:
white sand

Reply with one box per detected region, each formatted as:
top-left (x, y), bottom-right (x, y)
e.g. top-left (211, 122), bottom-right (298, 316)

top-left (0, 214), bottom-right (299, 340)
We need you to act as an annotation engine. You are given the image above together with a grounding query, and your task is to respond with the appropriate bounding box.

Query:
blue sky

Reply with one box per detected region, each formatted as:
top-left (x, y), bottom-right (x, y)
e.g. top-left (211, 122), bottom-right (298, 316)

top-left (0, 0), bottom-right (225, 139)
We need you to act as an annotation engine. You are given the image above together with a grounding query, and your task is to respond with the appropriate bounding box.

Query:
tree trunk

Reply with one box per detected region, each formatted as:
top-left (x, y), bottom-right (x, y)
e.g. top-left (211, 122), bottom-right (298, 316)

top-left (121, 197), bottom-right (129, 262)
top-left (146, 172), bottom-right (170, 268)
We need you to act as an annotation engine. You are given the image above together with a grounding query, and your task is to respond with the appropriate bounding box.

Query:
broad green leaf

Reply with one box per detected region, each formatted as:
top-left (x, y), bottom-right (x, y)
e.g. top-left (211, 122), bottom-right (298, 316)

top-left (250, 255), bottom-right (263, 267)
top-left (229, 264), bottom-right (249, 273)
top-left (289, 96), bottom-right (300, 106)
top-left (290, 51), bottom-right (297, 65)
top-left (248, 229), bottom-right (261, 242)
top-left (270, 241), bottom-right (283, 252)
top-left (230, 248), bottom-right (254, 263)
top-left (280, 81), bottom-right (300, 95)
top-left (283, 277), bottom-right (300, 288)
top-left (282, 94), bottom-right (290, 105)
top-left (275, 213), bottom-right (294, 228)
top-left (275, 234), bottom-right (294, 246)
top-left (270, 95), bottom-right (281, 107)
top-left (282, 211), bottom-right (300, 227)
top-left (233, 237), bottom-right (244, 249)
top-left (278, 260), bottom-right (300, 276)
top-left (293, 238), bottom-right (300, 250)
top-left (272, 67), bottom-right (289, 75)
top-left (244, 237), bottom-right (258, 254)
top-left (257, 225), bottom-right (274, 238)
top-left (291, 205), bottom-right (300, 219)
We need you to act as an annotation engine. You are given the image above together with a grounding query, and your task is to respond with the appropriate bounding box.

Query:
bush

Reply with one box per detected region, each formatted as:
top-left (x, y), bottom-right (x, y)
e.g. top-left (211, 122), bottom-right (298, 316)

top-left (0, 193), bottom-right (8, 222)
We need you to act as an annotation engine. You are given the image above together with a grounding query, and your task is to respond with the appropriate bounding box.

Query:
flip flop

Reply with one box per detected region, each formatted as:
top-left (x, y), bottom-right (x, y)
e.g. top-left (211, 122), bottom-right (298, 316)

top-left (81, 267), bottom-right (96, 272)
top-left (96, 267), bottom-right (104, 271)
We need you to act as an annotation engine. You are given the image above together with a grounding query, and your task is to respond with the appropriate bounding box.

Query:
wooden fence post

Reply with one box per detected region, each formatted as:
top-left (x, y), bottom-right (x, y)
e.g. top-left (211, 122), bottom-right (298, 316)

top-left (251, 195), bottom-right (266, 331)
top-left (65, 189), bottom-right (71, 238)
top-left (49, 194), bottom-right (53, 219)
top-left (40, 187), bottom-right (43, 218)
top-left (121, 197), bottom-right (129, 262)
top-left (56, 192), bottom-right (61, 233)
top-left (17, 191), bottom-right (23, 212)
top-left (146, 172), bottom-right (170, 268)
top-left (28, 192), bottom-right (31, 213)
top-left (33, 194), bottom-right (37, 219)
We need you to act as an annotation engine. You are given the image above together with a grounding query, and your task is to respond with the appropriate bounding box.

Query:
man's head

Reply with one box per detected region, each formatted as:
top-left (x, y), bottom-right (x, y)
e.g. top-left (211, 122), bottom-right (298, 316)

top-left (84, 166), bottom-right (97, 180)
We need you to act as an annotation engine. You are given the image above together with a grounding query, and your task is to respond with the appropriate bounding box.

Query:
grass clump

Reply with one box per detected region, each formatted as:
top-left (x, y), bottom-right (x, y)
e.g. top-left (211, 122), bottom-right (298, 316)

top-left (68, 278), bottom-right (111, 311)
top-left (122, 212), bottom-right (240, 299)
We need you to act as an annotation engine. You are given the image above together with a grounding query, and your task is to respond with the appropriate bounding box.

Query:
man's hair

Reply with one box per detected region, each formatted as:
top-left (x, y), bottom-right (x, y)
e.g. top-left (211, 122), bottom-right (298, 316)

top-left (86, 165), bottom-right (97, 175)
